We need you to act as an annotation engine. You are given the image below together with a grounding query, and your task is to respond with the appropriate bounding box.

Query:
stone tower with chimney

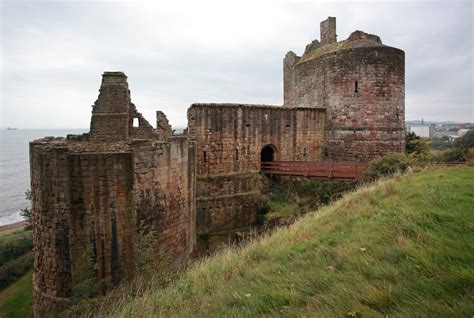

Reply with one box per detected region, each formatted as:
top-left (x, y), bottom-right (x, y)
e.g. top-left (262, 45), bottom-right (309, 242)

top-left (284, 17), bottom-right (405, 160)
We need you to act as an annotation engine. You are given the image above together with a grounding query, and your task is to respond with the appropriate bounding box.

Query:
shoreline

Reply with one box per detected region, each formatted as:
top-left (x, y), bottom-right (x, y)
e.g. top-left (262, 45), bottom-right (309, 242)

top-left (0, 220), bottom-right (28, 232)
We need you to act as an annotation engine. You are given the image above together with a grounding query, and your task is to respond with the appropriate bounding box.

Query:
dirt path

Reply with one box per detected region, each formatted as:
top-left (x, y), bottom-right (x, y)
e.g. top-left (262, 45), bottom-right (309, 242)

top-left (0, 221), bottom-right (27, 234)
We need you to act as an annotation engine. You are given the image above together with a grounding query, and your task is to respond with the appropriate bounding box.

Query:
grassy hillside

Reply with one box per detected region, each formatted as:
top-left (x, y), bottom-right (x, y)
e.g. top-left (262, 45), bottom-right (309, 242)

top-left (108, 166), bottom-right (474, 317)
top-left (0, 270), bottom-right (33, 318)
top-left (0, 226), bottom-right (33, 317)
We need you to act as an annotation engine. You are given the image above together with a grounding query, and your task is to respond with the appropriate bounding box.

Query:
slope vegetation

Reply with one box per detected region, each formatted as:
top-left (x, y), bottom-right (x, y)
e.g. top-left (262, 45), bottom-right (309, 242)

top-left (112, 167), bottom-right (474, 317)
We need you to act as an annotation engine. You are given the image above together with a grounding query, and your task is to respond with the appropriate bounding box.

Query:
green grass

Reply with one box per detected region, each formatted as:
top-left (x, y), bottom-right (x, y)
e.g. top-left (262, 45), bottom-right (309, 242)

top-left (266, 201), bottom-right (300, 219)
top-left (0, 227), bottom-right (32, 290)
top-left (0, 270), bottom-right (32, 318)
top-left (0, 227), bottom-right (32, 266)
top-left (107, 166), bottom-right (474, 317)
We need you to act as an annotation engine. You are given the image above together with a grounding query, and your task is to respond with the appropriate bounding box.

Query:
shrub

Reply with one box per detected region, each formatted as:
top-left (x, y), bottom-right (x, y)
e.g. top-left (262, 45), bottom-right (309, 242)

top-left (256, 197), bottom-right (271, 225)
top-left (294, 179), bottom-right (356, 208)
top-left (20, 190), bottom-right (33, 230)
top-left (428, 136), bottom-right (453, 150)
top-left (406, 132), bottom-right (430, 156)
top-left (134, 224), bottom-right (172, 284)
top-left (363, 153), bottom-right (413, 181)
top-left (0, 253), bottom-right (33, 289)
top-left (454, 129), bottom-right (474, 148)
top-left (70, 246), bottom-right (103, 299)
top-left (432, 147), bottom-right (469, 163)
top-left (266, 178), bottom-right (356, 219)
top-left (0, 231), bottom-right (32, 266)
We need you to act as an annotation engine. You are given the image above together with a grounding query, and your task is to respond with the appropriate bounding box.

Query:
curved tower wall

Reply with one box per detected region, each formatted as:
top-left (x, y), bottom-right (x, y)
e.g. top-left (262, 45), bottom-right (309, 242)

top-left (284, 18), bottom-right (405, 161)
top-left (300, 47), bottom-right (405, 160)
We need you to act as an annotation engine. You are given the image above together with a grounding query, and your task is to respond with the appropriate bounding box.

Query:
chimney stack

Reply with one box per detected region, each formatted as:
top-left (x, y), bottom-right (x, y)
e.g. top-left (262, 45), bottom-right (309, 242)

top-left (320, 17), bottom-right (337, 45)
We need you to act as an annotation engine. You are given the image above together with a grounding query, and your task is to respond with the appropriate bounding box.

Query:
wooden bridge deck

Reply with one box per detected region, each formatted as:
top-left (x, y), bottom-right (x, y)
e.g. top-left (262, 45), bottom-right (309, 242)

top-left (261, 161), bottom-right (368, 180)
top-left (261, 161), bottom-right (466, 181)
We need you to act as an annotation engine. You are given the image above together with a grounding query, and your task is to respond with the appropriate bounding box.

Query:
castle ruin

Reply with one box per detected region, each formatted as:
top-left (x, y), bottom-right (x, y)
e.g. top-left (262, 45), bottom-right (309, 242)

top-left (30, 17), bottom-right (405, 316)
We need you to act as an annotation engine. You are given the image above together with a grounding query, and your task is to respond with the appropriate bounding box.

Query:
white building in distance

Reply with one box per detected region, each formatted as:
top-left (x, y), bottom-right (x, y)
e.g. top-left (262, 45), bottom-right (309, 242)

top-left (407, 124), bottom-right (435, 138)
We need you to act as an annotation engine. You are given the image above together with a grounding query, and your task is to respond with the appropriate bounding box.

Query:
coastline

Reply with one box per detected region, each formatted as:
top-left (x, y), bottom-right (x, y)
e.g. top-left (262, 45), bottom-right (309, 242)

top-left (0, 220), bottom-right (27, 233)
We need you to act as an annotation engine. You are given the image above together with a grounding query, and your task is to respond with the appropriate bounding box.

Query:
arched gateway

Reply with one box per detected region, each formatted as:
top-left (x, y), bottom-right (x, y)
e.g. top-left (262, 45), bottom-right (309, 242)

top-left (261, 144), bottom-right (277, 163)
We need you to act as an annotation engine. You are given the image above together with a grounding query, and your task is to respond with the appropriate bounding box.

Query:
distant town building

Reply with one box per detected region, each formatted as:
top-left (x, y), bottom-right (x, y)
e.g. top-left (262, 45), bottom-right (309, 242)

top-left (407, 124), bottom-right (435, 138)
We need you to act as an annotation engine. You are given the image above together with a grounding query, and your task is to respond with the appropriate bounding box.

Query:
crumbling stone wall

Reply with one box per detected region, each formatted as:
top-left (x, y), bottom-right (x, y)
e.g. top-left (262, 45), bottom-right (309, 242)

top-left (31, 73), bottom-right (195, 317)
top-left (156, 111), bottom-right (173, 139)
top-left (188, 104), bottom-right (325, 235)
top-left (89, 72), bottom-right (156, 141)
top-left (284, 17), bottom-right (405, 161)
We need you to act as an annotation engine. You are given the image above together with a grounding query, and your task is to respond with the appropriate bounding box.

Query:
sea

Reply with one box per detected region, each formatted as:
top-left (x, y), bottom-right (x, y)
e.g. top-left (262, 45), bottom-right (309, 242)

top-left (0, 129), bottom-right (87, 226)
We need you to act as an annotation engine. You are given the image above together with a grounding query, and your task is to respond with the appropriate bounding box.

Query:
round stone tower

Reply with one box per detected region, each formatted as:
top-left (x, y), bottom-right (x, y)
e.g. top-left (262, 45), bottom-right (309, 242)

top-left (284, 17), bottom-right (405, 161)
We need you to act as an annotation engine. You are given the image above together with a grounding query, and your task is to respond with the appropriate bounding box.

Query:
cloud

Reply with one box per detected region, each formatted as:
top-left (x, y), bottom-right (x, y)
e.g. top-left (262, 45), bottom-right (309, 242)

top-left (1, 0), bottom-right (472, 129)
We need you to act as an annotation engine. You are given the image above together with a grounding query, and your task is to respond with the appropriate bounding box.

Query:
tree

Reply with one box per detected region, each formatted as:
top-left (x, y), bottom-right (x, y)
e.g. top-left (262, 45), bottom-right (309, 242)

top-left (405, 132), bottom-right (430, 155)
top-left (428, 136), bottom-right (452, 150)
top-left (405, 131), bottom-right (432, 164)
top-left (20, 190), bottom-right (32, 230)
top-left (454, 129), bottom-right (474, 148)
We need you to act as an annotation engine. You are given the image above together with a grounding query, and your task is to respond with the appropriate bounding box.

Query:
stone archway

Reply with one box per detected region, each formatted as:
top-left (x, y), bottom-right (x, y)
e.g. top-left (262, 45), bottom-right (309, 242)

top-left (261, 144), bottom-right (277, 163)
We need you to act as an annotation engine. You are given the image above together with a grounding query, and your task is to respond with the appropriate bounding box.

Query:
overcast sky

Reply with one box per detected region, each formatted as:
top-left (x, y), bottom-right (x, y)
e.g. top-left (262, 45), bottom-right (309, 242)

top-left (1, 0), bottom-right (473, 129)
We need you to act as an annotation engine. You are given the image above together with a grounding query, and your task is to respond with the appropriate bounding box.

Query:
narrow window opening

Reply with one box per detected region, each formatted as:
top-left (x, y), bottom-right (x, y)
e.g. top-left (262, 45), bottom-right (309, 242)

top-left (235, 149), bottom-right (239, 161)
top-left (133, 117), bottom-right (139, 127)
top-left (354, 80), bottom-right (358, 93)
top-left (303, 147), bottom-right (307, 157)
top-left (203, 151), bottom-right (207, 163)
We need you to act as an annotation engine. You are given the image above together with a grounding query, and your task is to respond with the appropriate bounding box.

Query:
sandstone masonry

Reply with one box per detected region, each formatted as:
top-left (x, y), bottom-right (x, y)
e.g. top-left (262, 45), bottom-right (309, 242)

top-left (284, 17), bottom-right (405, 160)
top-left (30, 17), bottom-right (404, 317)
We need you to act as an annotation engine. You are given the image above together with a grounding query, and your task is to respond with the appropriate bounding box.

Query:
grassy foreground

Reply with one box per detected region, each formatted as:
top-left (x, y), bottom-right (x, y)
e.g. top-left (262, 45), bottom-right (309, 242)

top-left (109, 166), bottom-right (474, 317)
top-left (0, 270), bottom-right (33, 318)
